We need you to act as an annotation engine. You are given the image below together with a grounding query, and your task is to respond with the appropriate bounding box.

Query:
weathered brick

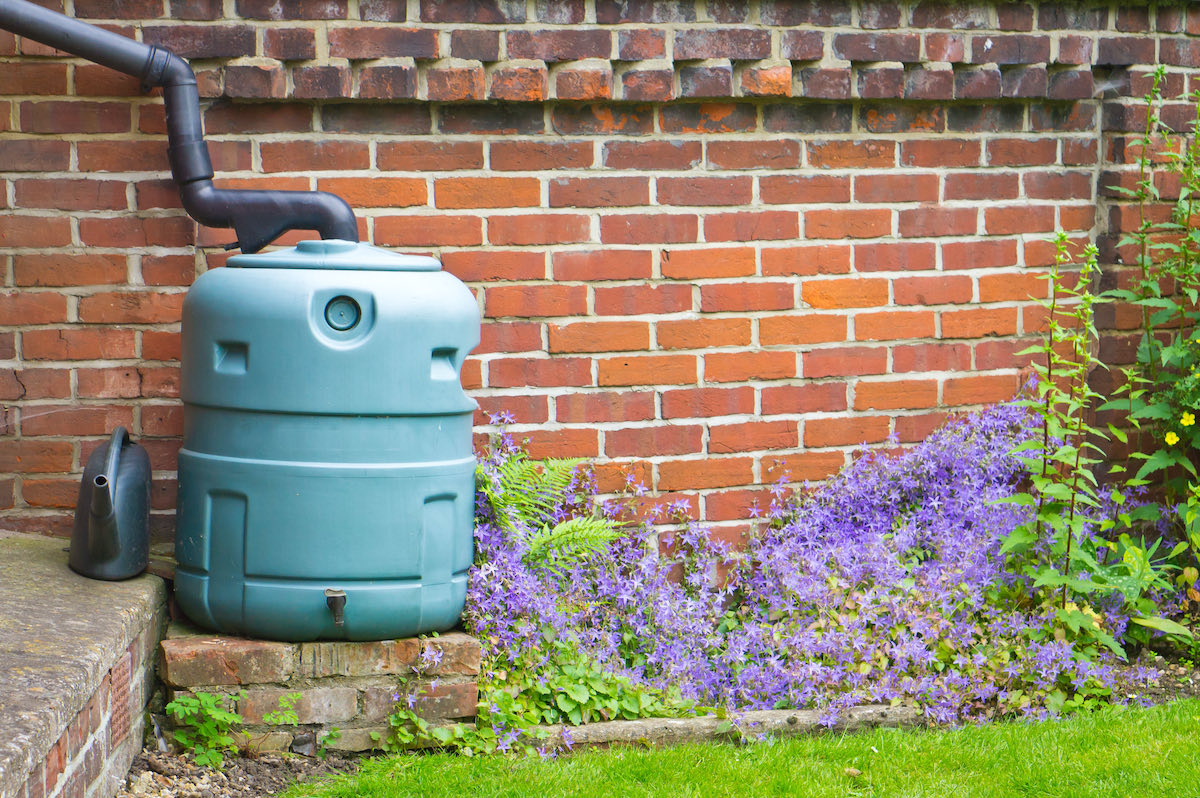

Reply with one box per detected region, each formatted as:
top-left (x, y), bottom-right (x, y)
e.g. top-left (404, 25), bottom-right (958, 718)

top-left (239, 688), bottom-right (357, 724)
top-left (160, 637), bottom-right (295, 687)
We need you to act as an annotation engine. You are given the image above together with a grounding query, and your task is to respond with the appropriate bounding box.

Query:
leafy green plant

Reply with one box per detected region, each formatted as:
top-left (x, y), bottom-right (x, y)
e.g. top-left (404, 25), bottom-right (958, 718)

top-left (316, 726), bottom-right (341, 759)
top-left (1003, 233), bottom-right (1190, 658)
top-left (1103, 66), bottom-right (1200, 507)
top-left (164, 691), bottom-right (243, 768)
top-left (262, 692), bottom-right (301, 726)
top-left (476, 449), bottom-right (623, 571)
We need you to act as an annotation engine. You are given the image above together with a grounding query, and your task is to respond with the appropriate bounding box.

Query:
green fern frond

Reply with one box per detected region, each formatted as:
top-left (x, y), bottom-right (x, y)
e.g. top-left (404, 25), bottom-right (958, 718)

top-left (477, 452), bottom-right (587, 534)
top-left (524, 515), bottom-right (624, 568)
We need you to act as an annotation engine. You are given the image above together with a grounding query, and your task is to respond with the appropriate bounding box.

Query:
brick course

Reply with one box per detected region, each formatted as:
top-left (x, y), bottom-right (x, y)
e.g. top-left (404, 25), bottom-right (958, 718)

top-left (159, 629), bottom-right (482, 753)
top-left (0, 0), bottom-right (1183, 537)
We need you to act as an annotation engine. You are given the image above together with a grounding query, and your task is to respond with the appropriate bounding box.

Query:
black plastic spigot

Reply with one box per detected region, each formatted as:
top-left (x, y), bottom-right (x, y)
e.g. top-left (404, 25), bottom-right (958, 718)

top-left (324, 588), bottom-right (347, 627)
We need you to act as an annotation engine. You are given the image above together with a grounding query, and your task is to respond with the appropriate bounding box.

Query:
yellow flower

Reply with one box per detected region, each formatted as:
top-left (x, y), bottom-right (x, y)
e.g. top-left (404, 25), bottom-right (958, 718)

top-left (1167, 431), bottom-right (1181, 445)
top-left (1184, 412), bottom-right (1197, 427)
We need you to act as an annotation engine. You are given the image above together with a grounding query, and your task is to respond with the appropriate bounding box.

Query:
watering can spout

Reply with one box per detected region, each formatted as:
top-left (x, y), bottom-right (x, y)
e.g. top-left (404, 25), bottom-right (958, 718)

top-left (90, 474), bottom-right (115, 520)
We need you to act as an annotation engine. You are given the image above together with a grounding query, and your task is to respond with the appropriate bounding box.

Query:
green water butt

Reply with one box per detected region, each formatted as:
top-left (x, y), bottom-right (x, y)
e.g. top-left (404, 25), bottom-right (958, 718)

top-left (174, 240), bottom-right (480, 642)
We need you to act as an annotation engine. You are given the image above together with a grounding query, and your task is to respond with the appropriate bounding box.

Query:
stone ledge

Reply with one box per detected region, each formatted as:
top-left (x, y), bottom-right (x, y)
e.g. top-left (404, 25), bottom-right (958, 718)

top-left (0, 532), bottom-right (167, 798)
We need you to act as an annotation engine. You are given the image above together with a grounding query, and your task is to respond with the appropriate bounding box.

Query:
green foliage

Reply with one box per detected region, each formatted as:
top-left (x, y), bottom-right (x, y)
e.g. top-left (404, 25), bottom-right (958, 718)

top-left (476, 449), bottom-right (623, 571)
top-left (1005, 232), bottom-right (1190, 658)
top-left (164, 691), bottom-right (243, 769)
top-left (263, 692), bottom-right (301, 726)
top-left (316, 727), bottom-right (341, 759)
top-left (1102, 66), bottom-right (1200, 510)
top-left (373, 638), bottom-right (695, 757)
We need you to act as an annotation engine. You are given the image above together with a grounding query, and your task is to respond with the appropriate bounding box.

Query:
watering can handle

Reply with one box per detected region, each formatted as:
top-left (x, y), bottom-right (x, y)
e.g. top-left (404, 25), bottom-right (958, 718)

top-left (101, 427), bottom-right (130, 490)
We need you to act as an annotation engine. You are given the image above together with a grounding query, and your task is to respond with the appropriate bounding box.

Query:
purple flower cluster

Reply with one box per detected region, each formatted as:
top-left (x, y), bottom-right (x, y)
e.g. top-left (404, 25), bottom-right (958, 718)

top-left (464, 404), bottom-right (1156, 726)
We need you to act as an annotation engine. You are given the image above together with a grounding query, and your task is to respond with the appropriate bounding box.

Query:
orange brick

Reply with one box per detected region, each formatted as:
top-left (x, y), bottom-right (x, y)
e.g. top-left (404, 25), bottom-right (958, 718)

top-left (762, 245), bottom-right (851, 276)
top-left (804, 346), bottom-right (887, 378)
top-left (554, 249), bottom-right (653, 281)
top-left (657, 318), bottom-right (752, 350)
top-left (942, 239), bottom-right (1019, 270)
top-left (436, 177), bottom-right (540, 209)
top-left (979, 272), bottom-right (1051, 302)
top-left (808, 140), bottom-right (896, 168)
top-left (854, 242), bottom-right (936, 272)
top-left (854, 310), bottom-right (936, 341)
top-left (759, 315), bottom-right (847, 345)
top-left (803, 278), bottom-right (888, 309)
top-left (602, 214), bottom-right (698, 245)
top-left (0, 440), bottom-right (73, 473)
top-left (942, 307), bottom-right (1019, 338)
top-left (658, 176), bottom-right (753, 207)
top-left (488, 356), bottom-right (591, 388)
top-left (598, 354), bottom-right (697, 386)
top-left (893, 342), bottom-right (971, 372)
top-left (944, 374), bottom-right (1021, 405)
top-left (606, 424), bottom-right (703, 457)
top-left (855, 173), bottom-right (939, 203)
top-left (485, 285), bottom-right (586, 318)
top-left (548, 321), bottom-right (650, 353)
top-left (491, 214), bottom-right (591, 245)
top-left (77, 292), bottom-right (184, 324)
top-left (555, 391), bottom-right (655, 423)
top-left (13, 254), bottom-right (126, 287)
top-left (662, 247), bottom-right (755, 279)
top-left (0, 291), bottom-right (68, 324)
top-left (260, 140), bottom-right (369, 172)
top-left (661, 386), bottom-right (755, 418)
top-left (549, 177), bottom-right (648, 208)
top-left (896, 412), bottom-right (950, 443)
top-left (20, 404), bottom-right (133, 437)
top-left (700, 282), bottom-right (793, 312)
top-left (316, 177), bottom-right (426, 208)
top-left (0, 215), bottom-right (72, 247)
top-left (658, 457), bottom-right (754, 490)
top-left (375, 215), bottom-right (483, 247)
top-left (709, 420), bottom-right (797, 453)
top-left (805, 208), bottom-right (891, 239)
top-left (854, 379), bottom-right (939, 410)
top-left (22, 329), bottom-right (137, 360)
top-left (984, 205), bottom-right (1056, 235)
top-left (705, 210), bottom-right (798, 242)
top-left (894, 275), bottom-right (972, 305)
top-left (762, 451), bottom-right (846, 481)
top-left (520, 427), bottom-right (600, 459)
top-left (442, 251), bottom-right (546, 282)
top-left (804, 416), bottom-right (891, 447)
top-left (760, 383), bottom-right (848, 414)
top-left (705, 351), bottom-right (795, 382)
top-left (898, 207), bottom-right (977, 237)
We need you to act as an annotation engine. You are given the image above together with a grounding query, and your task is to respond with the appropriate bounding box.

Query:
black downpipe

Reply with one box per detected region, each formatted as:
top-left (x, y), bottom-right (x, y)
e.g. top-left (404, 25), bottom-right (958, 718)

top-left (0, 0), bottom-right (359, 253)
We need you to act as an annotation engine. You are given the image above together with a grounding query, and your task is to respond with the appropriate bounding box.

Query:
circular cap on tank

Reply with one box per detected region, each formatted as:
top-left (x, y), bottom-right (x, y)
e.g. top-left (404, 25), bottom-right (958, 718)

top-left (324, 296), bottom-right (361, 330)
top-left (226, 239), bottom-right (441, 271)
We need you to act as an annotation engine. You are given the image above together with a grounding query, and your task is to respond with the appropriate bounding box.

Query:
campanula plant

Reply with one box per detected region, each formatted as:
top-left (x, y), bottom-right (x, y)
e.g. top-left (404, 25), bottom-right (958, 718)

top-left (445, 403), bottom-right (1166, 753)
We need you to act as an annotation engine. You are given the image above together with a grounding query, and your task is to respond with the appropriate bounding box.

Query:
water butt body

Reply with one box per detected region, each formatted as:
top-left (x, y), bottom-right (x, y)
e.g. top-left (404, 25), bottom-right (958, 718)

top-left (174, 240), bottom-right (480, 641)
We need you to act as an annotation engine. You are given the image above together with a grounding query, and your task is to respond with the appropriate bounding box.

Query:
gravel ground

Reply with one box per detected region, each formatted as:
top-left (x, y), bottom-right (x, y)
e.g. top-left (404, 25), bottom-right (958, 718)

top-left (115, 651), bottom-right (1200, 798)
top-left (118, 749), bottom-right (359, 798)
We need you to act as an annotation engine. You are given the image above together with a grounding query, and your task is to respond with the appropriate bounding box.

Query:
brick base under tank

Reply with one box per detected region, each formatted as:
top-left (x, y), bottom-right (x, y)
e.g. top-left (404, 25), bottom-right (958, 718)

top-left (158, 623), bottom-right (482, 753)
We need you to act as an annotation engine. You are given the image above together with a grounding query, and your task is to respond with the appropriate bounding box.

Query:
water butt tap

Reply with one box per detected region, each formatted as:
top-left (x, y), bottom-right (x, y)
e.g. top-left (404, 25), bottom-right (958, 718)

top-left (325, 588), bottom-right (347, 627)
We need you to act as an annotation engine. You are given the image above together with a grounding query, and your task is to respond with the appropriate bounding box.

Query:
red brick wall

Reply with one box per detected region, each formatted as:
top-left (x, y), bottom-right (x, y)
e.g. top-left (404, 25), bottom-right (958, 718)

top-left (0, 0), bottom-right (1190, 539)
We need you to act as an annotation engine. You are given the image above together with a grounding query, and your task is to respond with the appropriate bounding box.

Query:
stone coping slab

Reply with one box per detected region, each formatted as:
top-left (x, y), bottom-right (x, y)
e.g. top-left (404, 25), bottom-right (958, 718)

top-left (0, 532), bottom-right (165, 798)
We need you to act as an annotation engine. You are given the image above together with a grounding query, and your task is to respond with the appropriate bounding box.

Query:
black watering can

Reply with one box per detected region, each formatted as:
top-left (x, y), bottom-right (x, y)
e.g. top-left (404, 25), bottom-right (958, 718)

top-left (70, 427), bottom-right (151, 581)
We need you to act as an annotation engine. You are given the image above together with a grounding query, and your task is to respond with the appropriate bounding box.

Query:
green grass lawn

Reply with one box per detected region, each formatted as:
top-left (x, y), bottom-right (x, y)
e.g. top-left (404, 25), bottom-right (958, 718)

top-left (285, 699), bottom-right (1200, 797)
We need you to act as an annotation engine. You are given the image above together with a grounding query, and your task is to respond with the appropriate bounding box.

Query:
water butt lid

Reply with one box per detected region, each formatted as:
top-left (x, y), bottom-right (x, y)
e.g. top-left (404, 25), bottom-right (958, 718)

top-left (226, 239), bottom-right (441, 272)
